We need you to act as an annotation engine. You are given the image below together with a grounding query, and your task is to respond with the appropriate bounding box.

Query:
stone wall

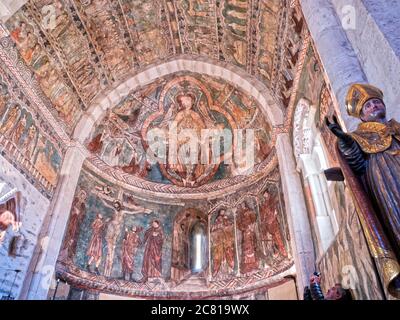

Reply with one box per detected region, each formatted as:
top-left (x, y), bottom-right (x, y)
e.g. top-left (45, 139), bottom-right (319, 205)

top-left (0, 154), bottom-right (50, 299)
top-left (331, 0), bottom-right (400, 121)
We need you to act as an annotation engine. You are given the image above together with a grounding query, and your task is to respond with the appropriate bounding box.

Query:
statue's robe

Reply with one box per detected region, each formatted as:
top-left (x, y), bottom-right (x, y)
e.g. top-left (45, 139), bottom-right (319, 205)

top-left (339, 119), bottom-right (400, 254)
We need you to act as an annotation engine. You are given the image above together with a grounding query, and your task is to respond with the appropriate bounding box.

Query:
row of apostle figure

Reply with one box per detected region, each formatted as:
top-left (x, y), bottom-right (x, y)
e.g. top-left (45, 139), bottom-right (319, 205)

top-left (69, 191), bottom-right (288, 283)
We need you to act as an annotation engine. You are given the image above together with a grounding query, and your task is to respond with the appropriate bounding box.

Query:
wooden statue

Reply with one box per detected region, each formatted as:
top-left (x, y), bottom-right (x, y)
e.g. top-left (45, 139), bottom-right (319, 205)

top-left (326, 83), bottom-right (400, 297)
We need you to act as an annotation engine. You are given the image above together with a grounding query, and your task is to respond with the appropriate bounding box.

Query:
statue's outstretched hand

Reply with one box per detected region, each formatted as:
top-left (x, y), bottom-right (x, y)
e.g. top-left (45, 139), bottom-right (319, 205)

top-left (325, 116), bottom-right (352, 142)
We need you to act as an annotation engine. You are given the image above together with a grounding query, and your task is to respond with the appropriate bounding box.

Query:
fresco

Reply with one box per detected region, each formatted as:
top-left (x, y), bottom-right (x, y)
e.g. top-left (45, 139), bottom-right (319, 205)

top-left (6, 9), bottom-right (84, 128)
top-left (86, 72), bottom-right (272, 187)
top-left (0, 69), bottom-right (63, 197)
top-left (119, 0), bottom-right (173, 65)
top-left (73, 0), bottom-right (135, 80)
top-left (255, 0), bottom-right (282, 81)
top-left (175, 0), bottom-right (219, 58)
top-left (4, 1), bottom-right (291, 132)
top-left (56, 165), bottom-right (293, 298)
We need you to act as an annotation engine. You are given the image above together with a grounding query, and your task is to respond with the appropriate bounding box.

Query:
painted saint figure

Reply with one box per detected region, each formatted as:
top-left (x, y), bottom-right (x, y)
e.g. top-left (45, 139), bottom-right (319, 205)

top-left (21, 125), bottom-right (37, 158)
top-left (171, 221), bottom-right (190, 283)
top-left (211, 209), bottom-right (235, 277)
top-left (237, 203), bottom-right (259, 273)
top-left (0, 106), bottom-right (20, 137)
top-left (65, 190), bottom-right (87, 258)
top-left (11, 113), bottom-right (27, 145)
top-left (87, 213), bottom-right (104, 274)
top-left (121, 226), bottom-right (142, 281)
top-left (222, 212), bottom-right (236, 272)
top-left (141, 220), bottom-right (163, 281)
top-left (259, 192), bottom-right (287, 258)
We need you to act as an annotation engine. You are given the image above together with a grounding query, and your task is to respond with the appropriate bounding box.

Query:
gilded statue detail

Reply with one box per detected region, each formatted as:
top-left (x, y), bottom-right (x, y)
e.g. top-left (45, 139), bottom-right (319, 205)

top-left (326, 83), bottom-right (400, 295)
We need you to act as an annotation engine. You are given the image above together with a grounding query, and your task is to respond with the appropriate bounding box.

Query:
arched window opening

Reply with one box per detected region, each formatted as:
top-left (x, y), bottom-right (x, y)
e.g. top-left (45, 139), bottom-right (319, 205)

top-left (190, 222), bottom-right (207, 274)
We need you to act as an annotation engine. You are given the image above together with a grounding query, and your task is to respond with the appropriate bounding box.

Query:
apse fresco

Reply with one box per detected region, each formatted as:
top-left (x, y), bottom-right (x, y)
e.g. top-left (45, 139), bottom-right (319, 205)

top-left (87, 72), bottom-right (272, 187)
top-left (57, 166), bottom-right (293, 298)
top-left (0, 69), bottom-right (63, 198)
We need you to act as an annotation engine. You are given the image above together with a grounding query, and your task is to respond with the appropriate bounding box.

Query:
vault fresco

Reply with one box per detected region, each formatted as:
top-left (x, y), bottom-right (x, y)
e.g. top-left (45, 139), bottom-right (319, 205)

top-left (0, 64), bottom-right (64, 198)
top-left (56, 164), bottom-right (293, 298)
top-left (86, 72), bottom-right (272, 187)
top-left (3, 0), bottom-right (302, 132)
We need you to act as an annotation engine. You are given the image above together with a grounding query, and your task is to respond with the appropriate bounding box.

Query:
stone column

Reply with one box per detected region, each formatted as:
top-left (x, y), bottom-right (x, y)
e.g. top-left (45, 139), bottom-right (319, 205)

top-left (299, 154), bottom-right (335, 252)
top-left (20, 145), bottom-right (87, 300)
top-left (331, 0), bottom-right (400, 121)
top-left (300, 0), bottom-right (368, 131)
top-left (275, 133), bottom-right (315, 297)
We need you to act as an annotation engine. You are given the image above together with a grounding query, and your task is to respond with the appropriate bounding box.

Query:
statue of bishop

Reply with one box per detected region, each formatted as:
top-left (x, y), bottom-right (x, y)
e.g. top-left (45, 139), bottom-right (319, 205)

top-left (326, 84), bottom-right (400, 256)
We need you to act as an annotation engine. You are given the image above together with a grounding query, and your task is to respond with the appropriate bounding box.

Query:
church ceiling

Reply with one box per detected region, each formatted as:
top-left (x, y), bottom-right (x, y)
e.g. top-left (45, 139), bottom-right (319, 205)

top-left (4, 0), bottom-right (304, 132)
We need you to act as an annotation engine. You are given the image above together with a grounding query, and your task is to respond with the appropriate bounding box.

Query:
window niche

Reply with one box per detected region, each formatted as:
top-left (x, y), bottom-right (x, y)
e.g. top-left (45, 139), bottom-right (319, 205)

top-left (190, 222), bottom-right (207, 274)
top-left (293, 99), bottom-right (339, 255)
top-left (170, 208), bottom-right (208, 285)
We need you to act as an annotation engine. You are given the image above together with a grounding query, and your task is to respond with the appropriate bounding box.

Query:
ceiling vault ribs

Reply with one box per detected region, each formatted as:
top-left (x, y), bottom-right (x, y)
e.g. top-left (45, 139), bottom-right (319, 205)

top-left (3, 0), bottom-right (303, 137)
top-left (159, 0), bottom-right (177, 57)
top-left (216, 0), bottom-right (224, 60)
top-left (270, 0), bottom-right (289, 94)
top-left (164, 0), bottom-right (181, 55)
top-left (68, 0), bottom-right (113, 86)
top-left (269, 0), bottom-right (305, 111)
top-left (72, 0), bottom-right (133, 83)
top-left (114, 0), bottom-right (139, 67)
top-left (246, 0), bottom-right (259, 75)
top-left (24, 0), bottom-right (103, 107)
